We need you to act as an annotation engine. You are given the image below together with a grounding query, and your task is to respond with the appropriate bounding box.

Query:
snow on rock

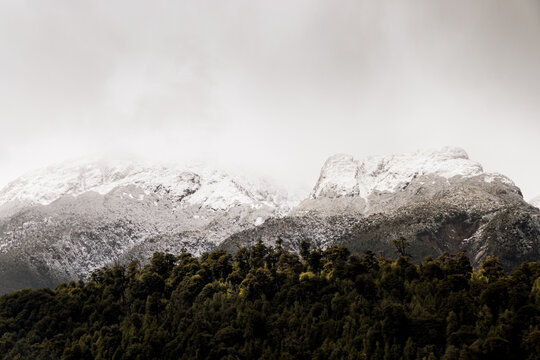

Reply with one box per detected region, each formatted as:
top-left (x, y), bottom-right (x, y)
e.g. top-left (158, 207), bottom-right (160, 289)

top-left (0, 157), bottom-right (294, 215)
top-left (312, 154), bottom-right (360, 199)
top-left (312, 147), bottom-right (487, 200)
top-left (483, 173), bottom-right (515, 186)
top-left (0, 157), bottom-right (300, 292)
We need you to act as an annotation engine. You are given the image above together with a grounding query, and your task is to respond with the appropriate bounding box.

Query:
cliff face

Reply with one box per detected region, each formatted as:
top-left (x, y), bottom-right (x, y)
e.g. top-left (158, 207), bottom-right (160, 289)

top-left (293, 147), bottom-right (519, 216)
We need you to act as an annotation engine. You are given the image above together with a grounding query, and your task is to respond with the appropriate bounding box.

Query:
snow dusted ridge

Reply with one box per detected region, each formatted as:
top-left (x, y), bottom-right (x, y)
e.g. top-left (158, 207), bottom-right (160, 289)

top-left (311, 147), bottom-right (513, 200)
top-left (228, 147), bottom-right (538, 274)
top-left (0, 156), bottom-right (299, 292)
top-left (0, 157), bottom-right (295, 215)
top-left (0, 147), bottom-right (536, 293)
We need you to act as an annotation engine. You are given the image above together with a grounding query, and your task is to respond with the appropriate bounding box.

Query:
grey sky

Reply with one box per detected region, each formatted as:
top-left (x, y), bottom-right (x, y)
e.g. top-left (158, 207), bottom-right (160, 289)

top-left (1, 0), bottom-right (539, 198)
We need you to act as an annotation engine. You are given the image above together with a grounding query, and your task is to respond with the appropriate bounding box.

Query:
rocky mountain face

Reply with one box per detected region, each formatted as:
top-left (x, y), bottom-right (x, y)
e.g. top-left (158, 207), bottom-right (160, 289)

top-left (222, 147), bottom-right (540, 271)
top-left (0, 158), bottom-right (294, 293)
top-left (1, 147), bottom-right (539, 294)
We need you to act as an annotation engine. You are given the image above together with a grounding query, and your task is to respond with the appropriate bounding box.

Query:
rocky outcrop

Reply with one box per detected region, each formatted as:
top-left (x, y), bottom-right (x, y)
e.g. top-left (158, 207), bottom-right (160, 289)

top-left (294, 147), bottom-right (517, 216)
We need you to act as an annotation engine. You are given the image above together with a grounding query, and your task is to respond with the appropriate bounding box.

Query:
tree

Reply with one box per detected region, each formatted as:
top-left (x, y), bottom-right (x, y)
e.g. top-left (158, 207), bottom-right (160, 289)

top-left (0, 243), bottom-right (537, 359)
top-left (392, 237), bottom-right (410, 259)
top-left (299, 240), bottom-right (311, 262)
top-left (480, 256), bottom-right (505, 282)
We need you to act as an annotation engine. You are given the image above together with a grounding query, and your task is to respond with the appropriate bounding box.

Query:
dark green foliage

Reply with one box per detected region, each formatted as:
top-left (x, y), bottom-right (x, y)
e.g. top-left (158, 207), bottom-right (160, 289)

top-left (392, 236), bottom-right (411, 259)
top-left (0, 245), bottom-right (539, 359)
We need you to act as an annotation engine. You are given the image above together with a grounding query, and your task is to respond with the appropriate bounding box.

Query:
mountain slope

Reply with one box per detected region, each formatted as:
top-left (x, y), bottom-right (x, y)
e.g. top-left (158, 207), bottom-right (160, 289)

top-left (1, 147), bottom-right (538, 293)
top-left (0, 158), bottom-right (295, 293)
top-left (222, 147), bottom-right (540, 271)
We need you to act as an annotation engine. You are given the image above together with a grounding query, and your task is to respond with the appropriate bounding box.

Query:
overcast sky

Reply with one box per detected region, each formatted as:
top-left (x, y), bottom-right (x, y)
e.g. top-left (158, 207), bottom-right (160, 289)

top-left (1, 0), bottom-right (539, 199)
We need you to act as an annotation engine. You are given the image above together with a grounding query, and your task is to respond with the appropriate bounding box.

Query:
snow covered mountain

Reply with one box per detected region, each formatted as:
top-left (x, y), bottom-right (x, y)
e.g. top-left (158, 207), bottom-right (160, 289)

top-left (312, 147), bottom-right (484, 199)
top-left (1, 147), bottom-right (539, 293)
top-left (293, 147), bottom-right (519, 216)
top-left (0, 157), bottom-right (293, 217)
top-left (223, 147), bottom-right (540, 271)
top-left (0, 157), bottom-right (296, 293)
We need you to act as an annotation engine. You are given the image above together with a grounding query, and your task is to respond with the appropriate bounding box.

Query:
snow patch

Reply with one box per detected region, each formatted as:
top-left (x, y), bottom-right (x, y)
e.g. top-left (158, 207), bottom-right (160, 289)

top-left (484, 173), bottom-right (515, 186)
top-left (0, 158), bottom-right (296, 214)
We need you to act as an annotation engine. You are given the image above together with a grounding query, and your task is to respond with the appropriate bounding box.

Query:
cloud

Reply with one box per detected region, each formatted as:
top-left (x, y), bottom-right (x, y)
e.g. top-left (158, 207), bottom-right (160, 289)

top-left (0, 0), bottom-right (539, 198)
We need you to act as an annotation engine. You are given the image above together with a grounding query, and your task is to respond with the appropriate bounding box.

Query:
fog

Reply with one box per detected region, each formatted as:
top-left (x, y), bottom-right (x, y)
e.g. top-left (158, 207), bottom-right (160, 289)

top-left (1, 0), bottom-right (540, 198)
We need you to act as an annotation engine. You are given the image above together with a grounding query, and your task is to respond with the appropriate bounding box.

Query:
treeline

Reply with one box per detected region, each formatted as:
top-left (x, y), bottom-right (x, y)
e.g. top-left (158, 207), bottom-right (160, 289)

top-left (0, 240), bottom-right (539, 359)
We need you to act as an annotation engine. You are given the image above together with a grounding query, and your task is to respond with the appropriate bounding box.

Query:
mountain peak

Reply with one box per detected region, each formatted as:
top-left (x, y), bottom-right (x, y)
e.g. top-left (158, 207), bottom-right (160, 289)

top-left (0, 157), bottom-right (293, 216)
top-left (310, 147), bottom-right (491, 201)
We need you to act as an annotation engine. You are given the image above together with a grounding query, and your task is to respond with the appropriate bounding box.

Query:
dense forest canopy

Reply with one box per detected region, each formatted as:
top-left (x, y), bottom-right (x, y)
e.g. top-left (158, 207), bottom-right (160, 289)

top-left (0, 240), bottom-right (539, 359)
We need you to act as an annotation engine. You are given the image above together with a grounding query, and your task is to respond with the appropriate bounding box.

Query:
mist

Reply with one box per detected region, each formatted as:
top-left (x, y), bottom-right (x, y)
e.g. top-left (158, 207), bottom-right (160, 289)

top-left (1, 0), bottom-right (540, 198)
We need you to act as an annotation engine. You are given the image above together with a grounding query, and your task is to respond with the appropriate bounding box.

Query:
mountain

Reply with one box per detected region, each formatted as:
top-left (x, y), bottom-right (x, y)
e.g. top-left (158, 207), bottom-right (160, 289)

top-left (1, 147), bottom-right (539, 294)
top-left (293, 147), bottom-right (517, 215)
top-left (222, 147), bottom-right (540, 271)
top-left (0, 158), bottom-right (295, 293)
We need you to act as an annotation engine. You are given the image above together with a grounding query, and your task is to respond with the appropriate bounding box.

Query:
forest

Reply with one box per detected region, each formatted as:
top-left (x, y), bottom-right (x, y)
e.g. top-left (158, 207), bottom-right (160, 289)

top-left (0, 239), bottom-right (539, 359)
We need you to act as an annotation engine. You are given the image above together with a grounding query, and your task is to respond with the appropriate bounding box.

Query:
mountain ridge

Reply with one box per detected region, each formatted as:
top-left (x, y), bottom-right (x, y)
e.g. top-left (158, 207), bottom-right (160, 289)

top-left (293, 147), bottom-right (519, 217)
top-left (0, 147), bottom-right (538, 293)
top-left (0, 157), bottom-right (296, 217)
top-left (222, 147), bottom-right (539, 272)
top-left (0, 158), bottom-right (296, 293)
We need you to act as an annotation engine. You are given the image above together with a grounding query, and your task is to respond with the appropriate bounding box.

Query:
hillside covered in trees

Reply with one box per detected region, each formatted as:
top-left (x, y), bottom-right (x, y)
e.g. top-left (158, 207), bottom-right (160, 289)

top-left (0, 240), bottom-right (539, 359)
